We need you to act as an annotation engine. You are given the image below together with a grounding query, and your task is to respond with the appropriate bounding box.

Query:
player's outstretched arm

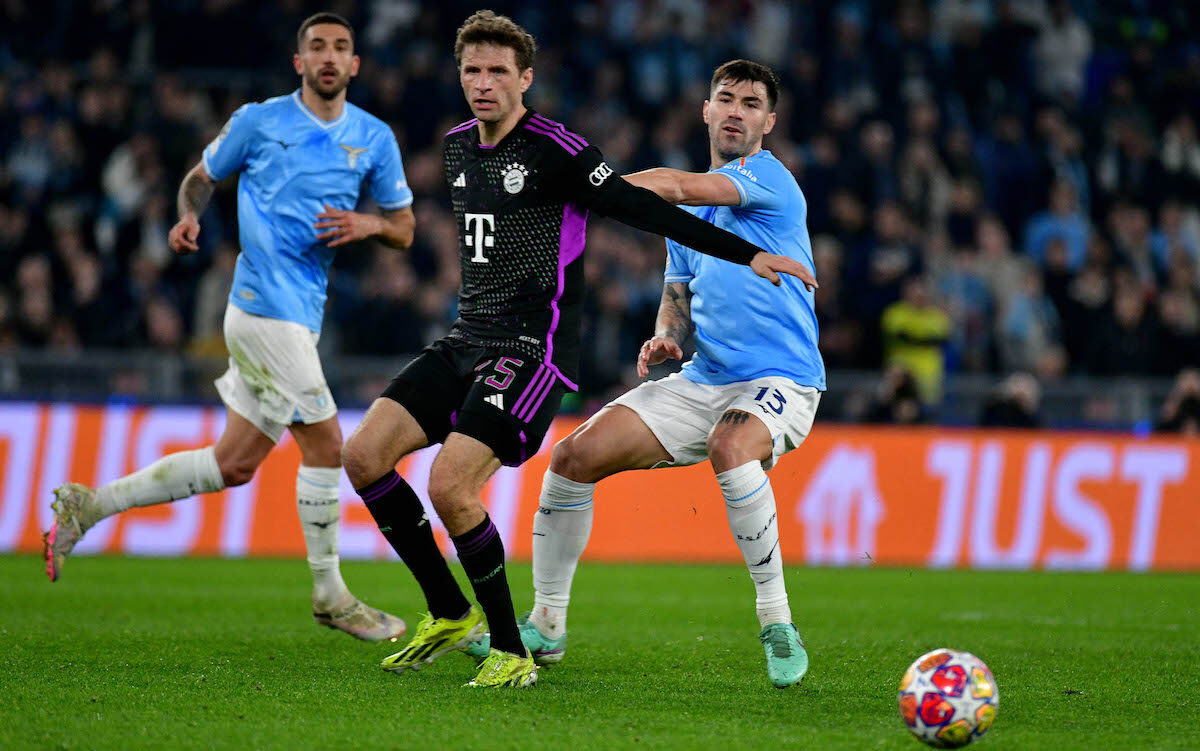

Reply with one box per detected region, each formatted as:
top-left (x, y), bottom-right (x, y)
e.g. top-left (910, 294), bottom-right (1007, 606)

top-left (637, 282), bottom-right (694, 378)
top-left (314, 205), bottom-right (415, 249)
top-left (625, 168), bottom-right (742, 207)
top-left (169, 162), bottom-right (214, 255)
top-left (590, 177), bottom-right (817, 289)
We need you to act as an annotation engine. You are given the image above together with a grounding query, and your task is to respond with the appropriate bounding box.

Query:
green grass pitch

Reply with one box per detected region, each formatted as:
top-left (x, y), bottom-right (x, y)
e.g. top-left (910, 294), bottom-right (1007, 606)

top-left (2, 555), bottom-right (1197, 750)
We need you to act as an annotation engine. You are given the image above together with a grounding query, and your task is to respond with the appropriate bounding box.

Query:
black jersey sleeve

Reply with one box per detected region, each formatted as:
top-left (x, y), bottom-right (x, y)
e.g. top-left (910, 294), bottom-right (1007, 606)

top-left (553, 145), bottom-right (764, 266)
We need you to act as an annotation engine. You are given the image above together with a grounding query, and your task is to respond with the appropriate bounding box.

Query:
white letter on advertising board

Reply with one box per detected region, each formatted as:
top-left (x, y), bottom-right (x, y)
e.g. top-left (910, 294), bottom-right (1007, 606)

top-left (969, 442), bottom-right (1050, 569)
top-left (1045, 444), bottom-right (1113, 570)
top-left (926, 441), bottom-right (972, 568)
top-left (0, 403), bottom-right (39, 550)
top-left (1121, 447), bottom-right (1187, 570)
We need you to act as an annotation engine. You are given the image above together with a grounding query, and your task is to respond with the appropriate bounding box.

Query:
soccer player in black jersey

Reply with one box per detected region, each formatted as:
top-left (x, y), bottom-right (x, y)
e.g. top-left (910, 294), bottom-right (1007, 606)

top-left (341, 10), bottom-right (817, 688)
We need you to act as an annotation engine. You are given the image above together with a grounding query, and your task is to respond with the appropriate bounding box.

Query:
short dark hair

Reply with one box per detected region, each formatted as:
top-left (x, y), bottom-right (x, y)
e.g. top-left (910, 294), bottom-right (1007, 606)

top-left (710, 59), bottom-right (780, 111)
top-left (454, 10), bottom-right (537, 71)
top-left (297, 12), bottom-right (354, 51)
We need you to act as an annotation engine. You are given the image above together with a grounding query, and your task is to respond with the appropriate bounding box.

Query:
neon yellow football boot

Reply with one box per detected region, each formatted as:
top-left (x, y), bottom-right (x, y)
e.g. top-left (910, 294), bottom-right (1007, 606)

top-left (465, 648), bottom-right (538, 688)
top-left (380, 606), bottom-right (485, 673)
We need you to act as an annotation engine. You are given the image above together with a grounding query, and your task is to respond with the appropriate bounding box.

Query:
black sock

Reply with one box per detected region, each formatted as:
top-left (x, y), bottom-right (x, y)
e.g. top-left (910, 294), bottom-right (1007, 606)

top-left (357, 470), bottom-right (471, 621)
top-left (452, 514), bottom-right (523, 656)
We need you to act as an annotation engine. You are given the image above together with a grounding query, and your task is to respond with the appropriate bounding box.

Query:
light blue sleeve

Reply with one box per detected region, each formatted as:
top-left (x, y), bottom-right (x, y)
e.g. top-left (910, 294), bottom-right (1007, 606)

top-left (663, 237), bottom-right (694, 283)
top-left (202, 104), bottom-right (256, 181)
top-left (714, 159), bottom-right (787, 212)
top-left (367, 130), bottom-right (414, 210)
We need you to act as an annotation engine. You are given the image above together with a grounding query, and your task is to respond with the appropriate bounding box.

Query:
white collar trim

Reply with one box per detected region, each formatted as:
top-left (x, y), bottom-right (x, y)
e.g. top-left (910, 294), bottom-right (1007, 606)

top-left (292, 90), bottom-right (347, 129)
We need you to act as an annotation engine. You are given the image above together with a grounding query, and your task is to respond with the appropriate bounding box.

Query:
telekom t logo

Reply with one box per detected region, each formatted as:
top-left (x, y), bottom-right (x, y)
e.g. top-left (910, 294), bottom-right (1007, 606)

top-left (464, 213), bottom-right (495, 263)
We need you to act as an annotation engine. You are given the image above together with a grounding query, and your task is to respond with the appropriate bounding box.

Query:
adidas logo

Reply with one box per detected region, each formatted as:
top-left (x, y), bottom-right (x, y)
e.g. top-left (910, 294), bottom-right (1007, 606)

top-left (453, 172), bottom-right (466, 188)
top-left (485, 393), bottom-right (504, 410)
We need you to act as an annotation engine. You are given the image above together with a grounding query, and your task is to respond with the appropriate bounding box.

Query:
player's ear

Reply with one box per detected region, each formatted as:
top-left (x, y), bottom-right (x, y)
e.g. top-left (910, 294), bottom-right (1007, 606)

top-left (763, 111), bottom-right (776, 136)
top-left (702, 100), bottom-right (711, 125)
top-left (292, 53), bottom-right (303, 75)
top-left (350, 55), bottom-right (361, 78)
top-left (520, 66), bottom-right (533, 93)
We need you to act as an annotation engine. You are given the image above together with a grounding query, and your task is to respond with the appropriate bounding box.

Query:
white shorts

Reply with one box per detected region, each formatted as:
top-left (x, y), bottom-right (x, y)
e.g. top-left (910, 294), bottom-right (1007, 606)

top-left (611, 372), bottom-right (821, 470)
top-left (214, 304), bottom-right (336, 443)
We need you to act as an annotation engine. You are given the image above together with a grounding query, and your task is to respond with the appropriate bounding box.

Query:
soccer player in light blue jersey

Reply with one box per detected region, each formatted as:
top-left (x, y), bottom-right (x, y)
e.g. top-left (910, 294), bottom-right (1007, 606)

top-left (45, 13), bottom-right (414, 643)
top-left (521, 60), bottom-right (824, 688)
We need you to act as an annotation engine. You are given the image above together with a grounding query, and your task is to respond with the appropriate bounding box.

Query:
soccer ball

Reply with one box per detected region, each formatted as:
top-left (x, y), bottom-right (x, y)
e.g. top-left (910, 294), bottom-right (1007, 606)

top-left (898, 648), bottom-right (998, 748)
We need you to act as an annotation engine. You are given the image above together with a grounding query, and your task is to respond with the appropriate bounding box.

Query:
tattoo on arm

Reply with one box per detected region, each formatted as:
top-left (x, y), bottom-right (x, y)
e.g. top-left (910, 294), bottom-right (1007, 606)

top-left (654, 282), bottom-right (694, 346)
top-left (718, 411), bottom-right (751, 425)
top-left (177, 167), bottom-right (214, 218)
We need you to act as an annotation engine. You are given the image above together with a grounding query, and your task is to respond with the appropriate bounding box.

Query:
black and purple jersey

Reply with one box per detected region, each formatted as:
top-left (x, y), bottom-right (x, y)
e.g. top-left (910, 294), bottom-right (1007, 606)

top-left (442, 108), bottom-right (773, 391)
top-left (442, 109), bottom-right (607, 389)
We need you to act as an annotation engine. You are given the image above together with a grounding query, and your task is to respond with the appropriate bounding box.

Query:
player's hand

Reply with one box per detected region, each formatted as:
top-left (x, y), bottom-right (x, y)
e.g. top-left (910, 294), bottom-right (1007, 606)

top-left (637, 336), bottom-right (684, 378)
top-left (750, 251), bottom-right (818, 291)
top-left (315, 204), bottom-right (382, 247)
top-left (168, 213), bottom-right (201, 254)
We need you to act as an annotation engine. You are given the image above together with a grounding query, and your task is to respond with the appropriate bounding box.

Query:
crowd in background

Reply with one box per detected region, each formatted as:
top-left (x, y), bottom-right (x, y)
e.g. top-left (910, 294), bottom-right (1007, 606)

top-left (1, 0), bottom-right (1199, 429)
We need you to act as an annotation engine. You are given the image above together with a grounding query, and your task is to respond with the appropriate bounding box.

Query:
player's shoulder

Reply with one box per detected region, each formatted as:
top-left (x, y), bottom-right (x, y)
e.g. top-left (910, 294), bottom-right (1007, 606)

top-left (520, 111), bottom-right (591, 156)
top-left (251, 92), bottom-right (296, 118)
top-left (343, 101), bottom-right (398, 142)
top-left (728, 150), bottom-right (798, 187)
top-left (444, 117), bottom-right (478, 143)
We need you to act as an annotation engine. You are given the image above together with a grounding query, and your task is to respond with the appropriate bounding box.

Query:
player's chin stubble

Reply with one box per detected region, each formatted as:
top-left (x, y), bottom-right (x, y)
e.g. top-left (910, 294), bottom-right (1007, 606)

top-left (306, 72), bottom-right (348, 100)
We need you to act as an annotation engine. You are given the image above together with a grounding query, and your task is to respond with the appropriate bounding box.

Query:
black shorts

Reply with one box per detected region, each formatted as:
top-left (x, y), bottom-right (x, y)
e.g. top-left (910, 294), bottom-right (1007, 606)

top-left (381, 337), bottom-right (567, 467)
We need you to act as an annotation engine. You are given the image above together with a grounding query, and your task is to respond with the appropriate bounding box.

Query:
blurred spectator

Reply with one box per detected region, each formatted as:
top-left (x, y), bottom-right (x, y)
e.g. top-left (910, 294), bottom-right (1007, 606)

top-left (898, 137), bottom-right (952, 232)
top-left (881, 275), bottom-right (950, 403)
top-left (1083, 282), bottom-right (1157, 375)
top-left (863, 366), bottom-right (928, 424)
top-left (980, 372), bottom-right (1042, 428)
top-left (1024, 178), bottom-right (1090, 271)
top-left (1155, 369), bottom-right (1200, 435)
top-left (1032, 0), bottom-right (1092, 103)
top-left (190, 242), bottom-right (238, 358)
top-left (996, 260), bottom-right (1063, 376)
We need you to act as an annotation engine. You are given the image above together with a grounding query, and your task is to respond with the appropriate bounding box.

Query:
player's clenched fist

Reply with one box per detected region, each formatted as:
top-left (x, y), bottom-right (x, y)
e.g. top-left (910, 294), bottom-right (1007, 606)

top-left (168, 213), bottom-right (201, 254)
top-left (637, 336), bottom-right (685, 379)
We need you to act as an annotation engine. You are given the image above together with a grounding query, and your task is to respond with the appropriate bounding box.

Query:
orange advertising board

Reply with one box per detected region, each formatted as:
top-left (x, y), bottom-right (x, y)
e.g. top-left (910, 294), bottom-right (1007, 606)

top-left (2, 402), bottom-right (1198, 571)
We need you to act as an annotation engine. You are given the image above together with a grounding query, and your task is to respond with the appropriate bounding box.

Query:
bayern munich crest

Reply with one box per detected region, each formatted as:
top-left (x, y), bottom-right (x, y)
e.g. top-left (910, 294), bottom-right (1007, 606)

top-left (503, 162), bottom-right (529, 194)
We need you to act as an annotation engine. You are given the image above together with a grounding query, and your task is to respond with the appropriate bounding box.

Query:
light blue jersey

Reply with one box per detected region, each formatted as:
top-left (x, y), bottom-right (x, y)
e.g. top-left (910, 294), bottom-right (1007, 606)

top-left (202, 90), bottom-right (413, 332)
top-left (664, 149), bottom-right (825, 389)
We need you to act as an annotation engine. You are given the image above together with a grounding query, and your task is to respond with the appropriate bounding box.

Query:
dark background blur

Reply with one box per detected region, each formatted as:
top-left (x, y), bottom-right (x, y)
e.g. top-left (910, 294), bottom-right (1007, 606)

top-left (1, 0), bottom-right (1198, 432)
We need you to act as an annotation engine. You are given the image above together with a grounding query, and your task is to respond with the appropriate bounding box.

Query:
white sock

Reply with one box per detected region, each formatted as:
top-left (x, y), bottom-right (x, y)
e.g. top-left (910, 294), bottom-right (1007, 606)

top-left (531, 470), bottom-right (594, 639)
top-left (94, 447), bottom-right (224, 521)
top-left (297, 465), bottom-right (349, 608)
top-left (717, 460), bottom-right (792, 629)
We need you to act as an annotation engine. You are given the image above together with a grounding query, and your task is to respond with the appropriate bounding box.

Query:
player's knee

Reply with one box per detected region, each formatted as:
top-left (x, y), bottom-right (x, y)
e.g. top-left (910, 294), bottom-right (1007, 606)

top-left (550, 434), bottom-right (599, 483)
top-left (219, 459), bottom-right (257, 488)
top-left (340, 437), bottom-right (378, 488)
top-left (707, 432), bottom-right (755, 473)
top-left (426, 470), bottom-right (471, 512)
top-left (302, 433), bottom-right (342, 469)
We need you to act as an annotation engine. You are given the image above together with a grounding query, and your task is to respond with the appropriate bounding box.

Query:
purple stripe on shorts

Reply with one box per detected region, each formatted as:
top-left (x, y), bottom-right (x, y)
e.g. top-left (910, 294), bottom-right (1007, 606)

top-left (543, 203), bottom-right (587, 393)
top-left (511, 364), bottom-right (547, 417)
top-left (453, 519), bottom-right (498, 556)
top-left (516, 369), bottom-right (555, 421)
top-left (523, 124), bottom-right (580, 154)
top-left (530, 114), bottom-right (588, 149)
top-left (359, 472), bottom-right (400, 503)
top-left (446, 118), bottom-right (478, 135)
top-left (520, 371), bottom-right (558, 422)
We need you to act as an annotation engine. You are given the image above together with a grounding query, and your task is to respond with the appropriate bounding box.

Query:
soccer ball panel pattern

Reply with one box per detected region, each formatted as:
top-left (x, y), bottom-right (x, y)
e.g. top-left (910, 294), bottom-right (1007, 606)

top-left (897, 649), bottom-right (999, 748)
